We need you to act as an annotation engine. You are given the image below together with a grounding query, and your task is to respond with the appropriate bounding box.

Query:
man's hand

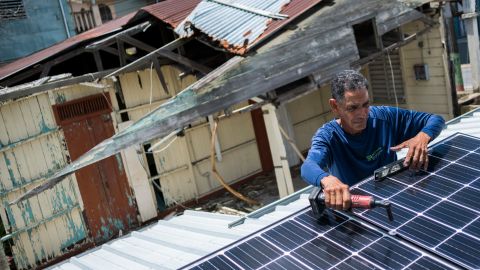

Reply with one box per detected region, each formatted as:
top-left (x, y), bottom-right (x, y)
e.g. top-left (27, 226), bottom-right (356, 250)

top-left (321, 175), bottom-right (351, 210)
top-left (390, 131), bottom-right (431, 171)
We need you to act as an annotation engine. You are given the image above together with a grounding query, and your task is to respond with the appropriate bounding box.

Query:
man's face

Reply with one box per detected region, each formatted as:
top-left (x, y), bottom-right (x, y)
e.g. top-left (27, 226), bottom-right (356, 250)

top-left (330, 88), bottom-right (370, 135)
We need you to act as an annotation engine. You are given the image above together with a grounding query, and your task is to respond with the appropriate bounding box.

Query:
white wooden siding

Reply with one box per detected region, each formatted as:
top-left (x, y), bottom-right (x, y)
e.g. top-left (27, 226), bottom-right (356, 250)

top-left (286, 85), bottom-right (333, 152)
top-left (116, 67), bottom-right (262, 207)
top-left (0, 92), bottom-right (87, 269)
top-left (399, 20), bottom-right (454, 120)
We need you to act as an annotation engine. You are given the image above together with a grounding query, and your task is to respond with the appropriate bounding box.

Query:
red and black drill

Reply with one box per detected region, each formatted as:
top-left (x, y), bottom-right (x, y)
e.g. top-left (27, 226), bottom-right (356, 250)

top-left (308, 187), bottom-right (394, 221)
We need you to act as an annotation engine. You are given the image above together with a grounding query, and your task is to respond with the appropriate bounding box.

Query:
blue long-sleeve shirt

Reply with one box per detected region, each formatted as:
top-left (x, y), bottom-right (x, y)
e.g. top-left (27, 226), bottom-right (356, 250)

top-left (301, 106), bottom-right (445, 187)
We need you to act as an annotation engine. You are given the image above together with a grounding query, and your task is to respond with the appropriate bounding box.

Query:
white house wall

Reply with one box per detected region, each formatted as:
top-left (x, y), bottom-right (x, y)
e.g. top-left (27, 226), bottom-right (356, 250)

top-left (117, 67), bottom-right (262, 207)
top-left (400, 20), bottom-right (454, 120)
top-left (286, 85), bottom-right (333, 152)
top-left (0, 92), bottom-right (86, 269)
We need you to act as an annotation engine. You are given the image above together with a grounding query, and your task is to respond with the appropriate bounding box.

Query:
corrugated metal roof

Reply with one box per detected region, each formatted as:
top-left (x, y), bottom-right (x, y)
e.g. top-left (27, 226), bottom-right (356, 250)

top-left (432, 107), bottom-right (480, 144)
top-left (49, 188), bottom-right (312, 269)
top-left (135, 0), bottom-right (200, 28)
top-left (175, 0), bottom-right (323, 54)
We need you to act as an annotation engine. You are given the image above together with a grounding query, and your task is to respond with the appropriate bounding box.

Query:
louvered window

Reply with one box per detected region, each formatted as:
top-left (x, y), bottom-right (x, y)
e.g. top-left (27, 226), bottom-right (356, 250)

top-left (0, 0), bottom-right (26, 21)
top-left (369, 51), bottom-right (405, 104)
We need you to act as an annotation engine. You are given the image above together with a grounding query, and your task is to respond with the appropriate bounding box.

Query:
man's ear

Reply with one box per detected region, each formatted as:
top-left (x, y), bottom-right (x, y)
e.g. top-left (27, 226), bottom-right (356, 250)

top-left (329, 98), bottom-right (338, 114)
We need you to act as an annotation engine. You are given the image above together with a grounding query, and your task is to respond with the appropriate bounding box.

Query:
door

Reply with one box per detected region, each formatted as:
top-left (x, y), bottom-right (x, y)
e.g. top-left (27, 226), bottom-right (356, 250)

top-left (53, 94), bottom-right (138, 242)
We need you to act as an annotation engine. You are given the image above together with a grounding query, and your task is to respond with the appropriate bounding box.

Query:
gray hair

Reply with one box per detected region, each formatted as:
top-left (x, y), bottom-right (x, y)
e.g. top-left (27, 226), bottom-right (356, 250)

top-left (330, 70), bottom-right (369, 101)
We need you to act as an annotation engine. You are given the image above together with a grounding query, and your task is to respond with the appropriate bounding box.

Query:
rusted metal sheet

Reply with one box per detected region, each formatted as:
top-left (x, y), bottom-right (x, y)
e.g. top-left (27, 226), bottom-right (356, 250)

top-left (175, 0), bottom-right (323, 54)
top-left (134, 0), bottom-right (200, 28)
top-left (54, 94), bottom-right (138, 241)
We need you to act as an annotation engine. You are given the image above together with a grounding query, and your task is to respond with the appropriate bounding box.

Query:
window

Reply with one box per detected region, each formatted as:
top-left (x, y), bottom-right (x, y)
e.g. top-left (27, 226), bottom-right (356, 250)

top-left (368, 28), bottom-right (405, 104)
top-left (99, 4), bottom-right (112, 23)
top-left (0, 0), bottom-right (26, 21)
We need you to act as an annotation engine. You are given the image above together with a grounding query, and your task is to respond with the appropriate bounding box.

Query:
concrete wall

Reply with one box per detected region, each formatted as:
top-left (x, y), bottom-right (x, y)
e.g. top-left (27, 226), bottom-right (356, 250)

top-left (0, 0), bottom-right (76, 63)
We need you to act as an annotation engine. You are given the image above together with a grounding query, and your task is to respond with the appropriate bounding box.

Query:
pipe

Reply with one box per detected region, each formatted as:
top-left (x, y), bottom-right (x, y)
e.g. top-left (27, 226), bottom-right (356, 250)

top-left (208, 115), bottom-right (222, 162)
top-left (58, 0), bottom-right (71, 38)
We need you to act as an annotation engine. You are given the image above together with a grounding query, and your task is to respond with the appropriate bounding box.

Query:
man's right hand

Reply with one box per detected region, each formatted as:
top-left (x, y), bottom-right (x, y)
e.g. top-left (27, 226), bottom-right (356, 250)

top-left (320, 175), bottom-right (351, 210)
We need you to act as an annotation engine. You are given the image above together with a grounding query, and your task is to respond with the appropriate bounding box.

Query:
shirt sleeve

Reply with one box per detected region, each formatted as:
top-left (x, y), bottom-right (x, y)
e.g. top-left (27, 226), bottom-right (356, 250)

top-left (300, 131), bottom-right (331, 186)
top-left (386, 107), bottom-right (445, 143)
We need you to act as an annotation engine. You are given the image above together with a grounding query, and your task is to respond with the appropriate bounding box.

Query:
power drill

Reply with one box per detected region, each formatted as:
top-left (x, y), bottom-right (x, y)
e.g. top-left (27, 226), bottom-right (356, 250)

top-left (308, 187), bottom-right (394, 221)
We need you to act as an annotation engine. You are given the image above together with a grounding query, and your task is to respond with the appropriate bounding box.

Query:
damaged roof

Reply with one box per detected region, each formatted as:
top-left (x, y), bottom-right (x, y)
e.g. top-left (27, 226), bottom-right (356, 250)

top-left (175, 0), bottom-right (323, 54)
top-left (50, 188), bottom-right (312, 269)
top-left (0, 0), bottom-right (199, 83)
top-left (11, 0), bottom-right (429, 204)
top-left (0, 0), bottom-right (321, 84)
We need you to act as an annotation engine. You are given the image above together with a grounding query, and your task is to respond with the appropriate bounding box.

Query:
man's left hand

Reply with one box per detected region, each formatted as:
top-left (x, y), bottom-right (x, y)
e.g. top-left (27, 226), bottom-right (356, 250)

top-left (390, 131), bottom-right (431, 171)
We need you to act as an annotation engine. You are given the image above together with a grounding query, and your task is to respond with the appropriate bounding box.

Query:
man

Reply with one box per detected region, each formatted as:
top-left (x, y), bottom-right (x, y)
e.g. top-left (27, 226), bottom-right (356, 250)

top-left (301, 70), bottom-right (445, 211)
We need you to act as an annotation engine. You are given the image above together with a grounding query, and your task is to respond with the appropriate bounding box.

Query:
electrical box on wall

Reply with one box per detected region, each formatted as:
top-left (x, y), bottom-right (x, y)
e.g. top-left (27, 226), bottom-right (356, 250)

top-left (414, 64), bottom-right (429, 80)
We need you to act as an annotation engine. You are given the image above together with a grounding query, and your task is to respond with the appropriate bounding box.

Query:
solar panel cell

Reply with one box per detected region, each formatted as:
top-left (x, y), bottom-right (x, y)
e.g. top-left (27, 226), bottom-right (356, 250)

top-left (359, 237), bottom-right (421, 269)
top-left (397, 216), bottom-right (455, 247)
top-left (190, 255), bottom-right (239, 270)
top-left (405, 256), bottom-right (454, 270)
top-left (291, 237), bottom-right (350, 269)
top-left (331, 256), bottom-right (378, 270)
top-left (259, 255), bottom-right (305, 270)
top-left (463, 218), bottom-right (480, 238)
top-left (424, 201), bottom-right (478, 229)
top-left (436, 233), bottom-right (480, 269)
top-left (413, 175), bottom-right (463, 197)
top-left (449, 187), bottom-right (480, 211)
top-left (323, 220), bottom-right (382, 251)
top-left (362, 204), bottom-right (416, 229)
top-left (358, 178), bottom-right (407, 198)
top-left (457, 153), bottom-right (480, 169)
top-left (294, 210), bottom-right (346, 233)
top-left (390, 188), bottom-right (440, 212)
top-left (430, 143), bottom-right (469, 161)
top-left (443, 134), bottom-right (480, 149)
top-left (261, 220), bottom-right (317, 251)
top-left (436, 163), bottom-right (480, 185)
top-left (225, 237), bottom-right (282, 269)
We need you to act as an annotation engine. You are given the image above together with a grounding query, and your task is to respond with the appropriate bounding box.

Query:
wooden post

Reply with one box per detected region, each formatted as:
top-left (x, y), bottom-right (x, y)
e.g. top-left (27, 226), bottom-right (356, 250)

top-left (262, 104), bottom-right (294, 198)
top-left (463, 0), bottom-right (480, 92)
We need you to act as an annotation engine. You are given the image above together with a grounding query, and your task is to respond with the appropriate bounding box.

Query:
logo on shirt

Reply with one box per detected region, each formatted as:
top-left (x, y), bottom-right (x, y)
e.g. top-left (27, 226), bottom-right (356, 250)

top-left (366, 147), bottom-right (383, 161)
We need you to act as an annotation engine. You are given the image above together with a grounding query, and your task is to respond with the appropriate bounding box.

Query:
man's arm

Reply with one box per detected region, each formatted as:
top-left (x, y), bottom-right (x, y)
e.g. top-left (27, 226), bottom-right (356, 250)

top-left (390, 109), bottom-right (445, 170)
top-left (301, 133), bottom-right (351, 210)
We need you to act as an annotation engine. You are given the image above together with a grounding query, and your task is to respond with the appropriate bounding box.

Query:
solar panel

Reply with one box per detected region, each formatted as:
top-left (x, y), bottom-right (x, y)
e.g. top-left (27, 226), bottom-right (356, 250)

top-left (184, 209), bottom-right (454, 269)
top-left (184, 133), bottom-right (478, 270)
top-left (354, 133), bottom-right (480, 269)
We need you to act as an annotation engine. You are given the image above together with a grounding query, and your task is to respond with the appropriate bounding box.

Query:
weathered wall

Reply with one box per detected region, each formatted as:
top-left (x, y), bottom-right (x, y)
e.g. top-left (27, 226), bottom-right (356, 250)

top-left (0, 0), bottom-right (76, 63)
top-left (285, 19), bottom-right (453, 154)
top-left (399, 20), bottom-right (454, 120)
top-left (115, 66), bottom-right (262, 207)
top-left (0, 91), bottom-right (86, 269)
top-left (286, 85), bottom-right (333, 152)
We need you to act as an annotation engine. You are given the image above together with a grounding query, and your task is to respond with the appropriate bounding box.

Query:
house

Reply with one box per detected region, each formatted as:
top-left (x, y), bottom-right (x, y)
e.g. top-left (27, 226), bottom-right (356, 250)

top-left (0, 0), bottom-right (462, 268)
top-left (49, 106), bottom-right (480, 269)
top-left (0, 0), bottom-right (153, 66)
top-left (68, 0), bottom-right (155, 34)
